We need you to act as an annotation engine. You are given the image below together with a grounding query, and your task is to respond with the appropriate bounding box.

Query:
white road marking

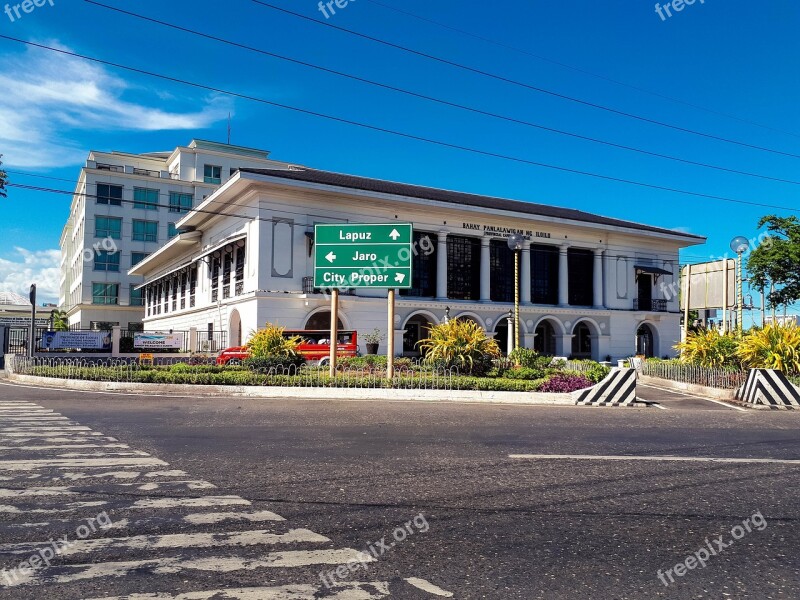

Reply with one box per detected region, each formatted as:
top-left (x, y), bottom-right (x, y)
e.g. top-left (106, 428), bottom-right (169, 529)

top-left (0, 427), bottom-right (93, 432)
top-left (0, 500), bottom-right (108, 514)
top-left (509, 454), bottom-right (800, 465)
top-left (0, 486), bottom-right (77, 498)
top-left (404, 578), bottom-right (454, 597)
top-left (0, 431), bottom-right (104, 437)
top-left (54, 451), bottom-right (150, 458)
top-left (8, 549), bottom-right (375, 586)
top-left (0, 470), bottom-right (189, 483)
top-left (0, 457), bottom-right (167, 471)
top-left (183, 510), bottom-right (285, 525)
top-left (0, 529), bottom-right (330, 557)
top-left (0, 416), bottom-right (71, 421)
top-left (0, 444), bottom-right (130, 451)
top-left (83, 582), bottom-right (394, 600)
top-left (130, 496), bottom-right (251, 509)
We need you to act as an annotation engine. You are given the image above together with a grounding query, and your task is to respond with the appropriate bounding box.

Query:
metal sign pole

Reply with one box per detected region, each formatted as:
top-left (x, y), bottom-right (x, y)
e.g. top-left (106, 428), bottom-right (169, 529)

top-left (514, 250), bottom-right (520, 352)
top-left (387, 289), bottom-right (395, 381)
top-left (329, 288), bottom-right (339, 378)
top-left (722, 262), bottom-right (728, 334)
top-left (28, 284), bottom-right (36, 358)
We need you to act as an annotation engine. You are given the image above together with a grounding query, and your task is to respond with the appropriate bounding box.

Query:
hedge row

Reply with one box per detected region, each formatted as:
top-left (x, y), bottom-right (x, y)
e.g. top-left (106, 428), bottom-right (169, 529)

top-left (26, 366), bottom-right (551, 391)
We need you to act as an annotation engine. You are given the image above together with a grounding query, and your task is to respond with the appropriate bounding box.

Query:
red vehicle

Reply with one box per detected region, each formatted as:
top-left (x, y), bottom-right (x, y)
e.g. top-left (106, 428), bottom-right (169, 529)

top-left (216, 330), bottom-right (359, 366)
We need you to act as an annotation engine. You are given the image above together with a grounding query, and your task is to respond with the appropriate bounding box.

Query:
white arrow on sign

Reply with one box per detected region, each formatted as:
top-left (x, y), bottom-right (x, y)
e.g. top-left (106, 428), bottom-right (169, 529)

top-left (325, 251), bottom-right (337, 263)
top-left (394, 273), bottom-right (406, 284)
top-left (389, 229), bottom-right (401, 240)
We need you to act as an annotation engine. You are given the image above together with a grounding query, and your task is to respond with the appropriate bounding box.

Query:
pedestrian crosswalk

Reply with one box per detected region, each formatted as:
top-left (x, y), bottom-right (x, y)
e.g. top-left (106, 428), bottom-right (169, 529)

top-left (0, 398), bottom-right (454, 599)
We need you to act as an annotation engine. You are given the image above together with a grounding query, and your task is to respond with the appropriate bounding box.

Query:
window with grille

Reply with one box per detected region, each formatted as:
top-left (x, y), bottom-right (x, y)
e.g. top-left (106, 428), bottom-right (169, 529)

top-left (401, 232), bottom-right (437, 298)
top-left (446, 235), bottom-right (481, 300)
top-left (94, 250), bottom-right (120, 272)
top-left (531, 245), bottom-right (559, 305)
top-left (190, 267), bottom-right (197, 307)
top-left (490, 240), bottom-right (516, 302)
top-left (222, 252), bottom-right (232, 299)
top-left (95, 216), bottom-right (122, 239)
top-left (133, 187), bottom-right (159, 210)
top-left (169, 192), bottom-right (193, 213)
top-left (568, 248), bottom-right (594, 306)
top-left (211, 257), bottom-right (220, 302)
top-left (235, 246), bottom-right (245, 296)
top-left (96, 184), bottom-right (122, 206)
top-left (92, 283), bottom-right (119, 305)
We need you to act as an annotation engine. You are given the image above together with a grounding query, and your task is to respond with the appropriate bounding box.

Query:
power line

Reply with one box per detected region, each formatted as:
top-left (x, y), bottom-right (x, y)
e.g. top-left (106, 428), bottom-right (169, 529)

top-left (5, 182), bottom-right (718, 264)
top-left (84, 1), bottom-right (800, 187)
top-left (362, 0), bottom-right (800, 141)
top-left (1, 37), bottom-right (797, 215)
top-left (251, 0), bottom-right (800, 160)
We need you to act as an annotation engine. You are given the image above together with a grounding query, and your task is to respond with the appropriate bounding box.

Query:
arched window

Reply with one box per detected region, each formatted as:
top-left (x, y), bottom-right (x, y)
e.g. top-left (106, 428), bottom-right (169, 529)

top-left (571, 323), bottom-right (592, 358)
top-left (636, 324), bottom-right (655, 358)
top-left (534, 321), bottom-right (556, 355)
top-left (305, 311), bottom-right (344, 331)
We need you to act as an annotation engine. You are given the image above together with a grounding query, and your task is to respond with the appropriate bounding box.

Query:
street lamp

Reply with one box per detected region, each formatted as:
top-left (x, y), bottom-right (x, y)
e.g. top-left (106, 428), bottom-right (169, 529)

top-left (730, 236), bottom-right (750, 335)
top-left (507, 234), bottom-right (525, 353)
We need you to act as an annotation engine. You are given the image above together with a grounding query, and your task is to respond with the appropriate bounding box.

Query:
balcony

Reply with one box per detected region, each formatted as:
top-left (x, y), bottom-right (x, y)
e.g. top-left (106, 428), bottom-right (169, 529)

top-left (133, 168), bottom-right (161, 178)
top-left (634, 298), bottom-right (668, 312)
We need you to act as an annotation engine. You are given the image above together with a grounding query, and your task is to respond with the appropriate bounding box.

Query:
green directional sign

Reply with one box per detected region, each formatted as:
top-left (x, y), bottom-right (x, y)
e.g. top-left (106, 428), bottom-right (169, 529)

top-left (314, 223), bottom-right (414, 289)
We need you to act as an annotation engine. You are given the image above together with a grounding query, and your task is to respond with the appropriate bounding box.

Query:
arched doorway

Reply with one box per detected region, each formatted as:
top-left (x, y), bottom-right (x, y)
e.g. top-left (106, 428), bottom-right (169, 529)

top-left (534, 320), bottom-right (557, 355)
top-left (636, 324), bottom-right (656, 357)
top-left (403, 312), bottom-right (436, 357)
top-left (571, 322), bottom-right (593, 359)
top-left (229, 309), bottom-right (242, 347)
top-left (304, 311), bottom-right (344, 331)
top-left (494, 318), bottom-right (512, 356)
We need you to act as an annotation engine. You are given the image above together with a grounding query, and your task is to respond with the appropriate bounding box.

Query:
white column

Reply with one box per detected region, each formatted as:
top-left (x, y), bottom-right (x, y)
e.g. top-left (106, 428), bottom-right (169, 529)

top-left (521, 241), bottom-right (531, 305)
top-left (558, 244), bottom-right (570, 307)
top-left (436, 231), bottom-right (448, 300)
top-left (593, 249), bottom-right (604, 309)
top-left (480, 237), bottom-right (491, 302)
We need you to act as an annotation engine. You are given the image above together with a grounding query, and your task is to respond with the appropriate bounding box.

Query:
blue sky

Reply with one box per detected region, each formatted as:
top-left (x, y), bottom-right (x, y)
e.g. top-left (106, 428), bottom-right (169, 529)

top-left (1, 0), bottom-right (798, 323)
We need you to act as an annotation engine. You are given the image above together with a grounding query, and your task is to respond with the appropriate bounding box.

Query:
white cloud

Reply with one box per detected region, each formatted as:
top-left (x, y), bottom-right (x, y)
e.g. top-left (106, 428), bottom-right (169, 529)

top-left (0, 42), bottom-right (232, 168)
top-left (0, 247), bottom-right (61, 304)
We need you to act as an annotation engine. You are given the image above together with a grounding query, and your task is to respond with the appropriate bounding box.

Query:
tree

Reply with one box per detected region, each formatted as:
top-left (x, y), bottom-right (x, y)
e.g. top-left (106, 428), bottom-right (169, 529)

top-left (50, 309), bottom-right (69, 332)
top-left (0, 154), bottom-right (7, 199)
top-left (747, 215), bottom-right (800, 307)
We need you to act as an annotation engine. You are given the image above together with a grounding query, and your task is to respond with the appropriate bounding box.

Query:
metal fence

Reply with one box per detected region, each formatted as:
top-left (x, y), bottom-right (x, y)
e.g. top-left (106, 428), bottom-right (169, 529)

top-left (640, 361), bottom-right (747, 389)
top-left (196, 331), bottom-right (228, 353)
top-left (9, 356), bottom-right (465, 390)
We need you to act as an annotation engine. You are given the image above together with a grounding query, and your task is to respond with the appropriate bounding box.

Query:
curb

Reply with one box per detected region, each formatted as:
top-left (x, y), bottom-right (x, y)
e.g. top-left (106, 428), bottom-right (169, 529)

top-left (7, 374), bottom-right (577, 406)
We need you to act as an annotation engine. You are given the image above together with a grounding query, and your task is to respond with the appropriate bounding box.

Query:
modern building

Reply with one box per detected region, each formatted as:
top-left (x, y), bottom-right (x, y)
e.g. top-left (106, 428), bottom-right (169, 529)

top-left (59, 140), bottom-right (293, 330)
top-left (130, 167), bottom-right (705, 360)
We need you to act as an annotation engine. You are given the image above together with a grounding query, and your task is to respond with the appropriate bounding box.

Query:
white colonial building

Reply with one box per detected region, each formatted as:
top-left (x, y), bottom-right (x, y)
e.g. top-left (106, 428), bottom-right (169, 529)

top-left (59, 140), bottom-right (293, 330)
top-left (130, 167), bottom-right (705, 360)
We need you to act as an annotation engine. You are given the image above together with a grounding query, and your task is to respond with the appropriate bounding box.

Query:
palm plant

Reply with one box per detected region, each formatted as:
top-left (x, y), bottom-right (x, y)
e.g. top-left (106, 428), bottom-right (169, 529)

top-left (674, 329), bottom-right (740, 369)
top-left (246, 323), bottom-right (302, 358)
top-left (417, 318), bottom-right (500, 374)
top-left (737, 323), bottom-right (800, 375)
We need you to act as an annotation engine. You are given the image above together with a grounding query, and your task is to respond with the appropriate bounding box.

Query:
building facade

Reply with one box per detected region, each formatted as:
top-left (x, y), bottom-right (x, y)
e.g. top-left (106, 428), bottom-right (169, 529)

top-left (59, 140), bottom-right (293, 330)
top-left (130, 168), bottom-right (705, 361)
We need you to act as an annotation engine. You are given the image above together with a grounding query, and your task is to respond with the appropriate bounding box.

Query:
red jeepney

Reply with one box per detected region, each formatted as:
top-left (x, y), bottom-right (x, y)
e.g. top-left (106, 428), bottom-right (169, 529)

top-left (216, 330), bottom-right (359, 366)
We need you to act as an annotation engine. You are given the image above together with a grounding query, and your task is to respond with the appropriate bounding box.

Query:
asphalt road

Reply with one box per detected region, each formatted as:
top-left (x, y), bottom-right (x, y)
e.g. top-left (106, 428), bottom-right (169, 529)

top-left (0, 380), bottom-right (798, 600)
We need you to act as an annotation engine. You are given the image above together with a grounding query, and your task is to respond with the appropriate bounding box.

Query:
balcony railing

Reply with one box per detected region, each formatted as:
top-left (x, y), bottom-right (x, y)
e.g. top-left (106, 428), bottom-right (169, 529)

top-left (634, 298), bottom-right (668, 312)
top-left (133, 168), bottom-right (161, 178)
top-left (95, 163), bottom-right (123, 172)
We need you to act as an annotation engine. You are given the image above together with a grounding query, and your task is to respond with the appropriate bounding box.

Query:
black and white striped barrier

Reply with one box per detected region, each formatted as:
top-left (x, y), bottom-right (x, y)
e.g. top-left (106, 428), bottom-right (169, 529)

top-left (737, 369), bottom-right (800, 409)
top-left (574, 368), bottom-right (637, 407)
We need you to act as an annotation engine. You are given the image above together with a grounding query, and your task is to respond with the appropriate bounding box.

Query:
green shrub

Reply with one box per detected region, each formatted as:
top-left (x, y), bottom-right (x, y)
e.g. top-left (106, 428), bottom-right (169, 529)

top-left (584, 363), bottom-right (611, 383)
top-left (503, 366), bottom-right (546, 380)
